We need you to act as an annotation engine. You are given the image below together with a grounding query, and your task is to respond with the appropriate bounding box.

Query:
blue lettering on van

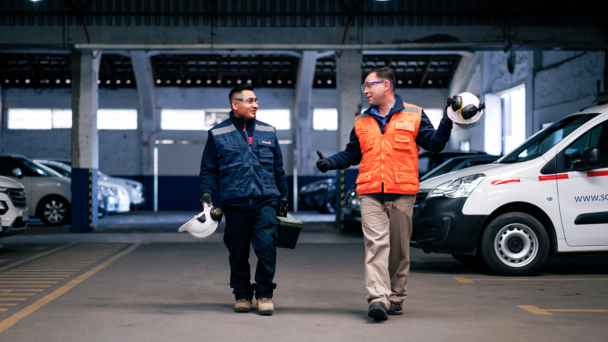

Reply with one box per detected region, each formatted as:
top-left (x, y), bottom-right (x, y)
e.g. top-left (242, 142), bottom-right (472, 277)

top-left (574, 194), bottom-right (608, 202)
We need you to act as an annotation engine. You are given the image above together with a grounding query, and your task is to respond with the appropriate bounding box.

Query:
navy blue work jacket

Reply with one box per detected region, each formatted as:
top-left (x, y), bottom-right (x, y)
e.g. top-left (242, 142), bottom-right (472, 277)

top-left (199, 114), bottom-right (289, 210)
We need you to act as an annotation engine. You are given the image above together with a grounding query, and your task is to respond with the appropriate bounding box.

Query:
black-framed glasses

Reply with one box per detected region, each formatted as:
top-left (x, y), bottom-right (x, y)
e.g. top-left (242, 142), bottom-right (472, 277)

top-left (361, 80), bottom-right (393, 92)
top-left (232, 97), bottom-right (258, 104)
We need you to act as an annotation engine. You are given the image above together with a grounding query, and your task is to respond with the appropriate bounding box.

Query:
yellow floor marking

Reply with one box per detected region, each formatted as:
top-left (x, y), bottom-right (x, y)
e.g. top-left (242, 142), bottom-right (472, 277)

top-left (0, 290), bottom-right (44, 292)
top-left (0, 243), bottom-right (141, 333)
top-left (0, 309), bottom-right (6, 312)
top-left (0, 304), bottom-right (18, 306)
top-left (0, 299), bottom-right (27, 301)
top-left (0, 279), bottom-right (64, 281)
top-left (453, 277), bottom-right (608, 284)
top-left (0, 294), bottom-right (36, 296)
top-left (0, 245), bottom-right (73, 273)
top-left (0, 285), bottom-right (51, 288)
top-left (0, 281), bottom-right (58, 284)
top-left (518, 305), bottom-right (608, 315)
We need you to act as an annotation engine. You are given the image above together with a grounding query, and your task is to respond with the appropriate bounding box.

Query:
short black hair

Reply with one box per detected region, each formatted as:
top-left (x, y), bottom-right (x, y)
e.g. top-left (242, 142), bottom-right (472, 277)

top-left (366, 67), bottom-right (396, 93)
top-left (228, 83), bottom-right (254, 101)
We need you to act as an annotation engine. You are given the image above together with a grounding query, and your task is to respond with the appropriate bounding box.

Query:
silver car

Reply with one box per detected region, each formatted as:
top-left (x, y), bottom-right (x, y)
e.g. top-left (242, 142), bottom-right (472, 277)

top-left (0, 153), bottom-right (70, 226)
top-left (34, 160), bottom-right (130, 214)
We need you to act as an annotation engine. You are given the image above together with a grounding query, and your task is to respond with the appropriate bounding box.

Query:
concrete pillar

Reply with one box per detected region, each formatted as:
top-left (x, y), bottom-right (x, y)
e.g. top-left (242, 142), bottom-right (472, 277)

top-left (70, 50), bottom-right (102, 233)
top-left (336, 50), bottom-right (362, 151)
top-left (130, 51), bottom-right (157, 211)
top-left (294, 51), bottom-right (318, 173)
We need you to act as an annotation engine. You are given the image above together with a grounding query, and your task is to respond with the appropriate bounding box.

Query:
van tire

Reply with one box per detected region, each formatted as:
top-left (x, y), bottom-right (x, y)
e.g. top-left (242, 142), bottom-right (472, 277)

top-left (481, 212), bottom-right (549, 276)
top-left (38, 196), bottom-right (71, 226)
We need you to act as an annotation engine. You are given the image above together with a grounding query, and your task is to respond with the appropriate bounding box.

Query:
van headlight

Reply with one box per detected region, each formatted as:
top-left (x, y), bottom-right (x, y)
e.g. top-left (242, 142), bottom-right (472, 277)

top-left (427, 174), bottom-right (485, 199)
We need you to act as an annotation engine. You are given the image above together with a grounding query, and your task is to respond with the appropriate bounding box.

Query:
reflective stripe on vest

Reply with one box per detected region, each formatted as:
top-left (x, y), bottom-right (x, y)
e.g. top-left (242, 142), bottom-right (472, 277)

top-left (354, 102), bottom-right (422, 195)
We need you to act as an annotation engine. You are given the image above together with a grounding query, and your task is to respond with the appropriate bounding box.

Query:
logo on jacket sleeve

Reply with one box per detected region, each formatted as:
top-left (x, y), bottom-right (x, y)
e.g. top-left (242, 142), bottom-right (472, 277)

top-left (261, 140), bottom-right (272, 145)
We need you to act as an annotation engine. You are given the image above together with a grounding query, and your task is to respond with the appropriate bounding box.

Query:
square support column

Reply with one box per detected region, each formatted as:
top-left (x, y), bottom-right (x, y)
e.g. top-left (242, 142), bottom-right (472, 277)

top-left (335, 50), bottom-right (362, 224)
top-left (71, 50), bottom-right (101, 233)
top-left (337, 50), bottom-right (362, 151)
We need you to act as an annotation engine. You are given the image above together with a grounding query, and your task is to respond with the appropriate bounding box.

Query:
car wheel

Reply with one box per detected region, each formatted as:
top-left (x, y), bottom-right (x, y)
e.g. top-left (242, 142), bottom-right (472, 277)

top-left (451, 254), bottom-right (486, 267)
top-left (481, 212), bottom-right (549, 276)
top-left (39, 196), bottom-right (70, 226)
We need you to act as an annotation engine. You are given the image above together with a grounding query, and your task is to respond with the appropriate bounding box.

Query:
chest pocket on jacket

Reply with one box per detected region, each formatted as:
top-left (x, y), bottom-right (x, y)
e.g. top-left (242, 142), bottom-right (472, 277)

top-left (394, 135), bottom-right (411, 150)
top-left (257, 137), bottom-right (275, 164)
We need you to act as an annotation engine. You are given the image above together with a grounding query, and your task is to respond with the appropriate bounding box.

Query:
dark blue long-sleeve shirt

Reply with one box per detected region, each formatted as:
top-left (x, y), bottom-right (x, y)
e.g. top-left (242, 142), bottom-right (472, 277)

top-left (327, 94), bottom-right (452, 201)
top-left (199, 113), bottom-right (289, 210)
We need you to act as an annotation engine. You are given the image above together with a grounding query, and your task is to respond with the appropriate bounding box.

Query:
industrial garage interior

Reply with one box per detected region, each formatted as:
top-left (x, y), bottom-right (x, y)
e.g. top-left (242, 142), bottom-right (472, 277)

top-left (0, 1), bottom-right (607, 341)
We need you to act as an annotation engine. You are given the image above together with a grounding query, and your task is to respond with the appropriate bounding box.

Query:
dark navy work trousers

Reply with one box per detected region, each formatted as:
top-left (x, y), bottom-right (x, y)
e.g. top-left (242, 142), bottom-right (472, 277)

top-left (223, 205), bottom-right (278, 300)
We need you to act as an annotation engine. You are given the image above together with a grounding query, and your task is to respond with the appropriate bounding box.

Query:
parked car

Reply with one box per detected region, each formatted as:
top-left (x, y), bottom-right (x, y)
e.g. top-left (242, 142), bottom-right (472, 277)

top-left (420, 154), bottom-right (502, 182)
top-left (47, 159), bottom-right (145, 209)
top-left (341, 152), bottom-right (496, 231)
top-left (413, 105), bottom-right (608, 276)
top-left (298, 178), bottom-right (336, 213)
top-left (0, 153), bottom-right (71, 226)
top-left (0, 176), bottom-right (28, 237)
top-left (418, 150), bottom-right (488, 178)
top-left (34, 159), bottom-right (130, 214)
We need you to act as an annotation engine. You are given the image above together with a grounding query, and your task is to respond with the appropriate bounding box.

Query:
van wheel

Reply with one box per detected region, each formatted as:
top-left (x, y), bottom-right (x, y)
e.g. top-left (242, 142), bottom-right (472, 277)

top-left (39, 196), bottom-right (70, 226)
top-left (481, 212), bottom-right (549, 276)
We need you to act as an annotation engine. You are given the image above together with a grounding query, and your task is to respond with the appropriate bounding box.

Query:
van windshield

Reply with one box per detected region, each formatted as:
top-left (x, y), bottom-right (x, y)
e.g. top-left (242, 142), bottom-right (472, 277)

top-left (499, 114), bottom-right (599, 164)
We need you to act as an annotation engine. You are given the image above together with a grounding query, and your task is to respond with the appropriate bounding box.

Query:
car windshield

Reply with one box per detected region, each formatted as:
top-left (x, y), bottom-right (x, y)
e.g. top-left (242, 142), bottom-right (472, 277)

top-left (498, 114), bottom-right (599, 164)
top-left (18, 158), bottom-right (63, 177)
top-left (420, 158), bottom-right (462, 181)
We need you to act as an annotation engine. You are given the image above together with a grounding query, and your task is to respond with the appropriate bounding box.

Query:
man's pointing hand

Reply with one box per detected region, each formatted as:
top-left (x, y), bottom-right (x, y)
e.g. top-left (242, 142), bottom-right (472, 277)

top-left (316, 150), bottom-right (331, 173)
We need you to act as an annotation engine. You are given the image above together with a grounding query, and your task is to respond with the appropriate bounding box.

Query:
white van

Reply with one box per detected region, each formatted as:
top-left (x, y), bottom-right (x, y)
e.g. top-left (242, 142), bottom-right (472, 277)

top-left (413, 104), bottom-right (608, 276)
top-left (0, 176), bottom-right (28, 238)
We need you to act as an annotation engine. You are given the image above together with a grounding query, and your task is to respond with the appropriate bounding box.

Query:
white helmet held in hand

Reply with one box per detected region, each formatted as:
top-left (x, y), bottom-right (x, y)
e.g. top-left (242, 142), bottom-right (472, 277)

top-left (178, 203), bottom-right (223, 239)
top-left (446, 92), bottom-right (485, 129)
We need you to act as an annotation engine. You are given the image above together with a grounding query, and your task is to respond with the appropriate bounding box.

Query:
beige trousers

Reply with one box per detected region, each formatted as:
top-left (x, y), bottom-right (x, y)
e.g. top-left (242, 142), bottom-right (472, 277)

top-left (359, 194), bottom-right (415, 306)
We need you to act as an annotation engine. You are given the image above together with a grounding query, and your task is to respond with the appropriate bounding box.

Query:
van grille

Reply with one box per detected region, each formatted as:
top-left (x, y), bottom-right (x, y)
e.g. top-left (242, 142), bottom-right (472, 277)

top-left (9, 189), bottom-right (27, 208)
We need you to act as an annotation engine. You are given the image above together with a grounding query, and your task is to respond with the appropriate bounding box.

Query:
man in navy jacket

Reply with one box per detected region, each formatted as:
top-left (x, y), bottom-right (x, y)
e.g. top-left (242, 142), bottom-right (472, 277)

top-left (199, 84), bottom-right (289, 315)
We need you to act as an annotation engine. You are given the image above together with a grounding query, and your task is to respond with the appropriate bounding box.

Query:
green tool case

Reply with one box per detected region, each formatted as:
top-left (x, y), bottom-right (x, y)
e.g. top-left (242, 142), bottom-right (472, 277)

top-left (276, 213), bottom-right (303, 249)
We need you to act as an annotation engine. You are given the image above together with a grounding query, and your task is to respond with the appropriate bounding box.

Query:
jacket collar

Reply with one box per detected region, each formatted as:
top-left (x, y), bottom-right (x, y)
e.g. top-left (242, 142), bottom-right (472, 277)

top-left (364, 94), bottom-right (405, 117)
top-left (229, 112), bottom-right (255, 125)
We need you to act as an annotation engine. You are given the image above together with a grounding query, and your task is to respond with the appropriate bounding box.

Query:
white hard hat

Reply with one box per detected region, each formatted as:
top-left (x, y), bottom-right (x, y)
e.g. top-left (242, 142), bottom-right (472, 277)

top-left (446, 92), bottom-right (485, 129)
top-left (178, 204), bottom-right (220, 239)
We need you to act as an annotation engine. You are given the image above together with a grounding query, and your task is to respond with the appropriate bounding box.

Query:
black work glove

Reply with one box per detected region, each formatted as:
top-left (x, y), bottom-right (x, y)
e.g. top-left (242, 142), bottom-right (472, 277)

top-left (316, 150), bottom-right (331, 173)
top-left (441, 103), bottom-right (453, 126)
top-left (200, 192), bottom-right (212, 208)
top-left (277, 196), bottom-right (288, 217)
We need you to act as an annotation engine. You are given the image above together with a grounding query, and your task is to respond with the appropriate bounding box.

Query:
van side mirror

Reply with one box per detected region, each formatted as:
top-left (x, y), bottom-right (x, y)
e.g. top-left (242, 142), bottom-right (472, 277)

top-left (571, 147), bottom-right (601, 171)
top-left (12, 167), bottom-right (23, 179)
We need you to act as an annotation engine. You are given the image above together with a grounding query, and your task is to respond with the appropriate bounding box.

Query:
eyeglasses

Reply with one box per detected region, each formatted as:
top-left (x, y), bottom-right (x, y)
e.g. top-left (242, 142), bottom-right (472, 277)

top-left (231, 97), bottom-right (258, 104)
top-left (361, 80), bottom-right (393, 93)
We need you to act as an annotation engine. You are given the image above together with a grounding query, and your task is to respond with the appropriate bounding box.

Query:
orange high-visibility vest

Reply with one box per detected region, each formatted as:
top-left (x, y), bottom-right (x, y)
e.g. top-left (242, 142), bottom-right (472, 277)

top-left (354, 102), bottom-right (422, 195)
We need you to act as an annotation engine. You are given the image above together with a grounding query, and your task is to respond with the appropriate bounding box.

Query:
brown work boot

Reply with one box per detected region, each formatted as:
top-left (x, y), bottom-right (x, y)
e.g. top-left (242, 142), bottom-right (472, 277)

top-left (257, 298), bottom-right (274, 315)
top-left (388, 301), bottom-right (403, 315)
top-left (234, 298), bottom-right (252, 313)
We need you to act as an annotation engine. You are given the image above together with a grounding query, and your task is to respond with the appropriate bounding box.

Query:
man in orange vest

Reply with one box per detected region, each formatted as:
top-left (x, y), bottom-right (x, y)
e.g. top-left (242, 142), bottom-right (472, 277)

top-left (316, 67), bottom-right (453, 321)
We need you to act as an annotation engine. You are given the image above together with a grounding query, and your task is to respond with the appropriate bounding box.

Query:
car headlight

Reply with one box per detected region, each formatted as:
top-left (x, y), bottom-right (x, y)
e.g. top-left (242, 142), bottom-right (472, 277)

top-left (427, 174), bottom-right (485, 199)
top-left (0, 187), bottom-right (9, 193)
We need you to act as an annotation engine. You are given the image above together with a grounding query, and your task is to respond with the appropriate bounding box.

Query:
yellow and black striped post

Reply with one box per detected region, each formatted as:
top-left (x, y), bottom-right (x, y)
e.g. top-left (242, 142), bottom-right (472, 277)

top-left (339, 169), bottom-right (345, 231)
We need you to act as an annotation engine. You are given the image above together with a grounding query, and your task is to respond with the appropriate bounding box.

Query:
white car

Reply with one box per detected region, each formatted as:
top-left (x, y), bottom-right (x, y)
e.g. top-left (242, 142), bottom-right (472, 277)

top-left (0, 154), bottom-right (71, 226)
top-left (34, 160), bottom-right (130, 214)
top-left (413, 104), bottom-right (608, 276)
top-left (0, 176), bottom-right (28, 238)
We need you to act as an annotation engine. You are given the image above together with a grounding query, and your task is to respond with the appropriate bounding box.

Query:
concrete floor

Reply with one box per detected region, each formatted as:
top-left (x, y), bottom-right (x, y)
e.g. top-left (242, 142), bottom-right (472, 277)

top-left (0, 214), bottom-right (607, 341)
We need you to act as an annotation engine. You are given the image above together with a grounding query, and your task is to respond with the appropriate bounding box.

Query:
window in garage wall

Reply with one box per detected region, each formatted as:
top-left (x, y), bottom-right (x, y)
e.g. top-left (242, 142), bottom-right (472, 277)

top-left (7, 108), bottom-right (138, 130)
top-left (160, 109), bottom-right (206, 130)
top-left (256, 109), bottom-right (291, 130)
top-left (313, 108), bottom-right (337, 131)
top-left (501, 86), bottom-right (526, 154)
top-left (97, 109), bottom-right (137, 130)
top-left (422, 108), bottom-right (443, 129)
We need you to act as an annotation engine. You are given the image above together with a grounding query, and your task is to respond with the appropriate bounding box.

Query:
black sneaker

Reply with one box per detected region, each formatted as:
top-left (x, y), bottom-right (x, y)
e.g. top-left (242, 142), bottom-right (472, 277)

top-left (368, 302), bottom-right (388, 321)
top-left (388, 301), bottom-right (403, 315)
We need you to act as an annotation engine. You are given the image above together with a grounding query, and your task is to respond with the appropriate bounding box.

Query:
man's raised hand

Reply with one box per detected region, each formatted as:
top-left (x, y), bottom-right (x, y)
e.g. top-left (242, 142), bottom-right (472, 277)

top-left (316, 150), bottom-right (331, 173)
